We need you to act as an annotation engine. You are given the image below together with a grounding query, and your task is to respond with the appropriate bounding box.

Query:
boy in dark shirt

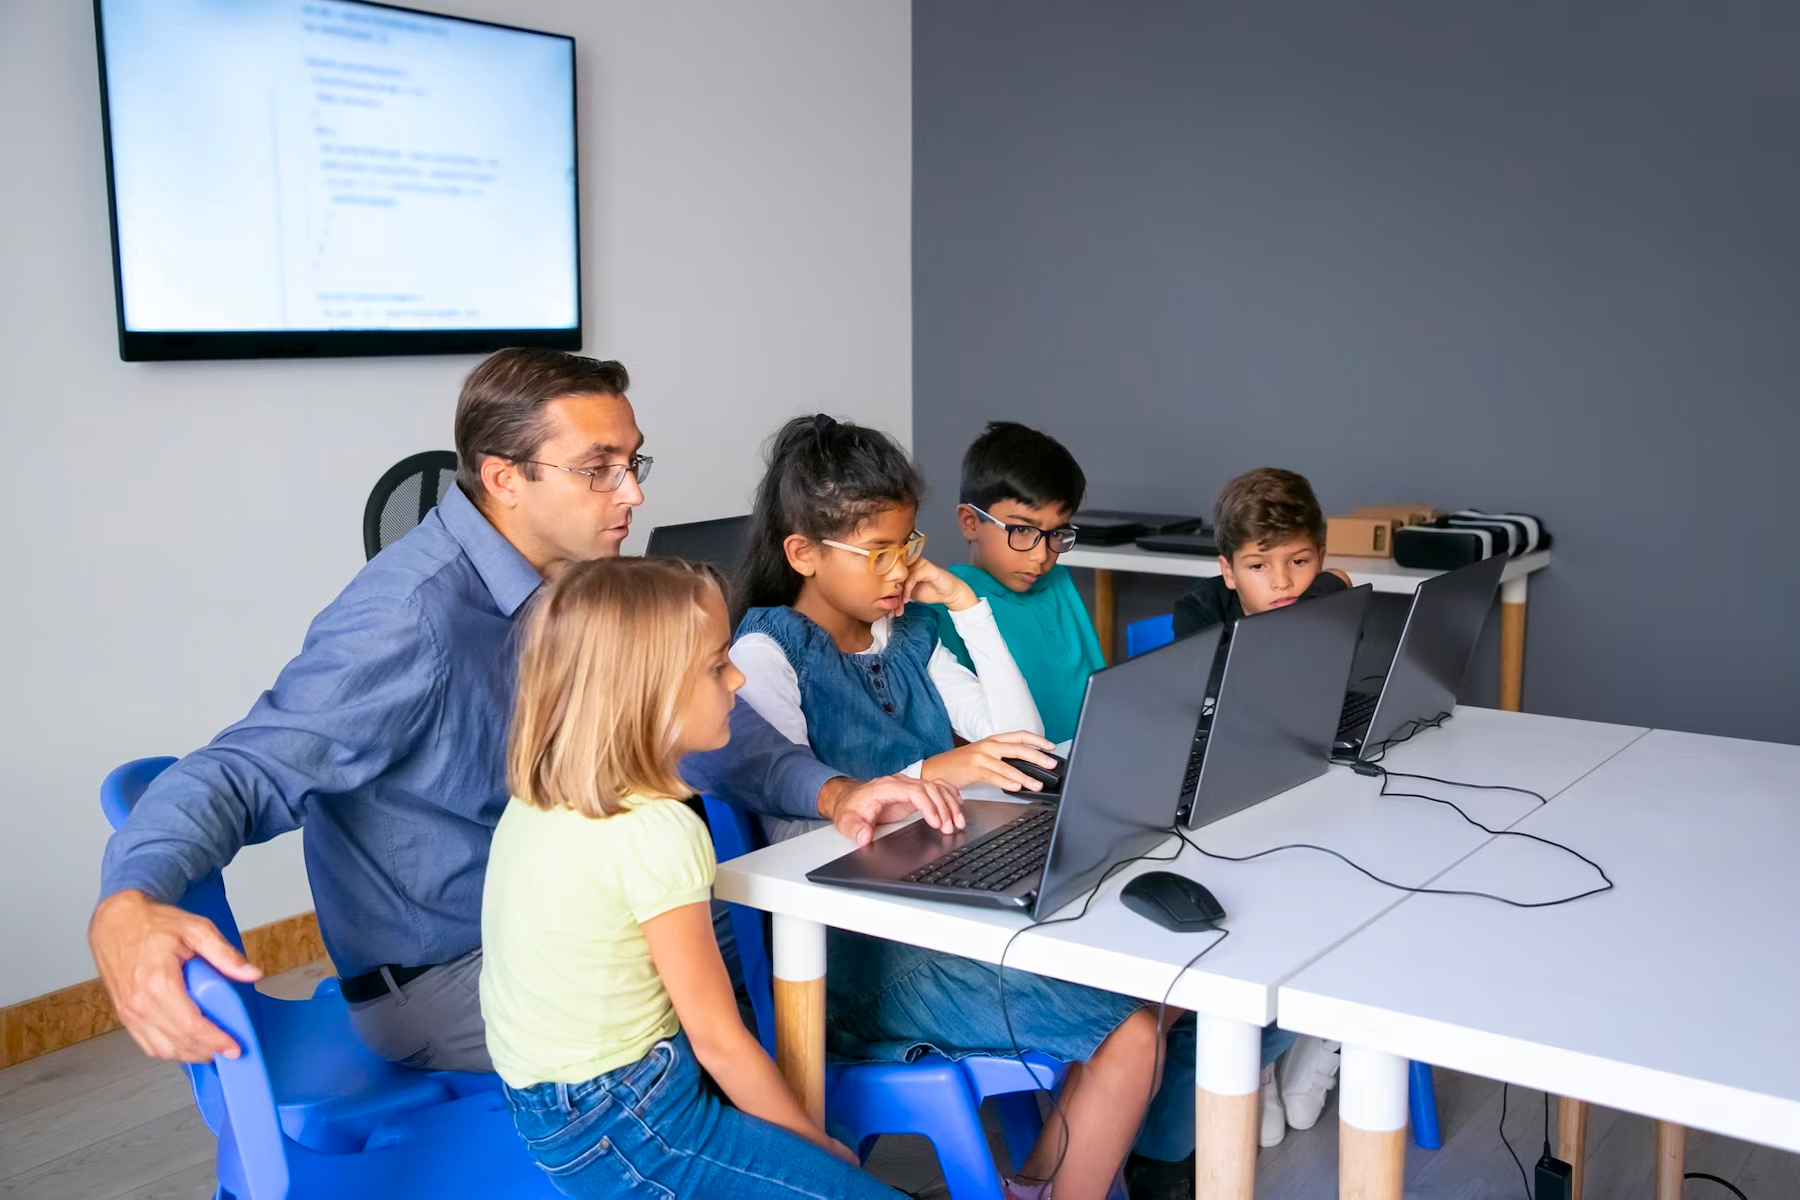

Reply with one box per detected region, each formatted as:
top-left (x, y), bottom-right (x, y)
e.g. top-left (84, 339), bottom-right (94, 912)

top-left (1169, 466), bottom-right (1352, 1154)
top-left (1172, 466), bottom-right (1352, 641)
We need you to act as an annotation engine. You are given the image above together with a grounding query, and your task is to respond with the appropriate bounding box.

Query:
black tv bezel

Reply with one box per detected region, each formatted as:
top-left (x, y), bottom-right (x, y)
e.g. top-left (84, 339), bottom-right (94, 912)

top-left (92, 0), bottom-right (582, 363)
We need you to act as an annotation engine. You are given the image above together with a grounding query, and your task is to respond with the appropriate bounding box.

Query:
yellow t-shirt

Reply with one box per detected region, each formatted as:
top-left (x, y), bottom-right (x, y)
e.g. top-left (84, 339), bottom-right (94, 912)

top-left (480, 794), bottom-right (716, 1088)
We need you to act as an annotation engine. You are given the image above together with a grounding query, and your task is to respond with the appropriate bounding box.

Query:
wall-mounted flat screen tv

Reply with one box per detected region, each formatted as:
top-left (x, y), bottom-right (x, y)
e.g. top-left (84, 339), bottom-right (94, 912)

top-left (94, 0), bottom-right (579, 361)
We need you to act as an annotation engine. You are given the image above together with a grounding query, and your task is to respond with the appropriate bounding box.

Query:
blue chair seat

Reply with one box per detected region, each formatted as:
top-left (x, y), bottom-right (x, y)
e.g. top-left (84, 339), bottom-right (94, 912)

top-left (100, 757), bottom-right (501, 1157)
top-left (188, 959), bottom-right (556, 1200)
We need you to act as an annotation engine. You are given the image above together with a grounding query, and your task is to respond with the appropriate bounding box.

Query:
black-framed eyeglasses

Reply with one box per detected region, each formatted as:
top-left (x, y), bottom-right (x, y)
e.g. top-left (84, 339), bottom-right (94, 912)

top-left (967, 505), bottom-right (1079, 553)
top-left (500, 453), bottom-right (653, 492)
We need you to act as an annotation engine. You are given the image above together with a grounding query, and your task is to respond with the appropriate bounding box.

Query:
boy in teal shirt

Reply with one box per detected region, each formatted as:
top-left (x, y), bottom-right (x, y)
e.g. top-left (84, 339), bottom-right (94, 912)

top-left (933, 422), bottom-right (1103, 743)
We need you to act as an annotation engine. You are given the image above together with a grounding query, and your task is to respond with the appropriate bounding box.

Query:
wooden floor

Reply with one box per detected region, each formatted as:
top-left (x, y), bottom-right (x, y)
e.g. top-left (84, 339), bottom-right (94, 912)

top-left (2, 962), bottom-right (1792, 1199)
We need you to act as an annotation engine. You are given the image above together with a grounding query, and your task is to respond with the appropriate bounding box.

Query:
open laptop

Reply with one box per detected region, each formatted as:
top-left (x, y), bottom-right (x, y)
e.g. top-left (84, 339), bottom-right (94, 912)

top-left (644, 515), bottom-right (752, 576)
top-left (806, 626), bottom-right (1222, 919)
top-left (1178, 584), bottom-right (1371, 829)
top-left (1333, 553), bottom-right (1508, 756)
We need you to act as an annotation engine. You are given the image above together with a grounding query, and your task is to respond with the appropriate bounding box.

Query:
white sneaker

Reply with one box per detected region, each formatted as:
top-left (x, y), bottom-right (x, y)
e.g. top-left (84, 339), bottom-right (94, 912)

top-left (1278, 1037), bottom-right (1341, 1131)
top-left (1259, 1062), bottom-right (1286, 1147)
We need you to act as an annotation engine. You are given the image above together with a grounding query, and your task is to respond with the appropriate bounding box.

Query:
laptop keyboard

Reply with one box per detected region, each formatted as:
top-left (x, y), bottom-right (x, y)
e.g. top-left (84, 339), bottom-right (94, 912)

top-left (1337, 691), bottom-right (1379, 738)
top-left (902, 808), bottom-right (1056, 893)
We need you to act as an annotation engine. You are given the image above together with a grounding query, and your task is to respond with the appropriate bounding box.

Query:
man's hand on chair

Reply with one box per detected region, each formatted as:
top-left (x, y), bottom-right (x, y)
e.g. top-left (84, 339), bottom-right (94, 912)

top-left (89, 889), bottom-right (263, 1063)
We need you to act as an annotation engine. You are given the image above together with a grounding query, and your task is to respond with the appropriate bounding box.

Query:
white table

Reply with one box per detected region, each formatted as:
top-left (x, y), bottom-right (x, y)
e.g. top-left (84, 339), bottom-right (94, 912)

top-left (1058, 545), bottom-right (1552, 711)
top-left (1279, 729), bottom-right (1800, 1200)
top-left (715, 706), bottom-right (1644, 1197)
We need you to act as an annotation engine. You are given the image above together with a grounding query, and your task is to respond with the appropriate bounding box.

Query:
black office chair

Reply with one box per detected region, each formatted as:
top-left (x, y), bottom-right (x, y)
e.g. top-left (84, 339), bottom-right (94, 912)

top-left (363, 451), bottom-right (458, 560)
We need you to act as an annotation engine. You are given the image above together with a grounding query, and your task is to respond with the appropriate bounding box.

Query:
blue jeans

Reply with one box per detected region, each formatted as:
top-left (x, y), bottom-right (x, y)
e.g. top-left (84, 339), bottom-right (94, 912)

top-left (823, 932), bottom-right (1294, 1163)
top-left (503, 1033), bottom-right (902, 1199)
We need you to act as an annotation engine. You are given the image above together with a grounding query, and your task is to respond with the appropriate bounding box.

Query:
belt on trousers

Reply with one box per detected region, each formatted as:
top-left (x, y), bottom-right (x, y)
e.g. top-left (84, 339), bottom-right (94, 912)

top-left (338, 962), bottom-right (438, 1004)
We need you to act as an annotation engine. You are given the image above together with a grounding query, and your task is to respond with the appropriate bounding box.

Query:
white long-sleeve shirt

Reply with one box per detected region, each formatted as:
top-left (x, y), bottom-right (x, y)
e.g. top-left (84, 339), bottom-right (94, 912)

top-left (731, 600), bottom-right (1043, 841)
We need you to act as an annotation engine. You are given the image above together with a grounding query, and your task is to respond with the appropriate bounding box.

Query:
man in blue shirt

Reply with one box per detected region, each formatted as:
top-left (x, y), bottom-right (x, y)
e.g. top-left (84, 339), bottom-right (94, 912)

top-left (89, 349), bottom-right (963, 1071)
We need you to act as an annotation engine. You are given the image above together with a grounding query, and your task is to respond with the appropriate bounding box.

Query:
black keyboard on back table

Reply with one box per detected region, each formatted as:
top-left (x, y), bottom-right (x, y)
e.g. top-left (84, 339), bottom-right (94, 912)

top-left (902, 808), bottom-right (1056, 893)
top-left (1337, 691), bottom-right (1379, 737)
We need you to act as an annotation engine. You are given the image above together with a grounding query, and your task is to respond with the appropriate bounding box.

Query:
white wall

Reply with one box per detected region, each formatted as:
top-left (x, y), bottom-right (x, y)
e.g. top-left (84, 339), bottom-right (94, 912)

top-left (0, 0), bottom-right (911, 1006)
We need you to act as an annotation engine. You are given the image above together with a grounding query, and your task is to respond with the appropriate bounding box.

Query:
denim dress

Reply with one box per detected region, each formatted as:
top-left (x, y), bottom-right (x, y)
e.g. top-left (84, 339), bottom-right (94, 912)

top-left (735, 603), bottom-right (955, 777)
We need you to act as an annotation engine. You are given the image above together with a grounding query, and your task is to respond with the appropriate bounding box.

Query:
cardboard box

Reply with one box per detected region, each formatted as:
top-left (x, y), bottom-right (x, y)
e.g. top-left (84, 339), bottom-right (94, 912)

top-left (1349, 504), bottom-right (1439, 527)
top-left (1327, 515), bottom-right (1402, 557)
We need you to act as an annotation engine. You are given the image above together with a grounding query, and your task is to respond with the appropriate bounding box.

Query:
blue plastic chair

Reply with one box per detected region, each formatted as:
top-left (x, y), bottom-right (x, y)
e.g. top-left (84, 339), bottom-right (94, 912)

top-left (1410, 1059), bottom-right (1441, 1149)
top-left (100, 758), bottom-right (498, 1153)
top-left (1125, 613), bottom-right (1175, 658)
top-left (185, 958), bottom-right (557, 1200)
top-left (701, 796), bottom-right (1086, 1200)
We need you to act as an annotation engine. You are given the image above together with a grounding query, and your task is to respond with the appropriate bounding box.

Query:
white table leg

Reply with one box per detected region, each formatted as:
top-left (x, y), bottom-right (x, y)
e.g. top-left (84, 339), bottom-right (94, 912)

top-left (773, 913), bottom-right (826, 1126)
top-left (1500, 574), bottom-right (1528, 712)
top-left (1195, 1014), bottom-right (1260, 1200)
top-left (1338, 1044), bottom-right (1407, 1200)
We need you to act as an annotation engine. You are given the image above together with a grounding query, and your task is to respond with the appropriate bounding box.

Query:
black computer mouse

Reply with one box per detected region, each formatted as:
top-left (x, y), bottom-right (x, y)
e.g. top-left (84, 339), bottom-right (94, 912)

top-left (1003, 754), bottom-right (1067, 795)
top-left (1120, 872), bottom-right (1226, 932)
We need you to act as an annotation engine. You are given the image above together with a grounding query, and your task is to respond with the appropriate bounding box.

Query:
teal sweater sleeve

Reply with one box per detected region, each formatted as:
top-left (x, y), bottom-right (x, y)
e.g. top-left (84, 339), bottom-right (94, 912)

top-left (935, 564), bottom-right (1105, 744)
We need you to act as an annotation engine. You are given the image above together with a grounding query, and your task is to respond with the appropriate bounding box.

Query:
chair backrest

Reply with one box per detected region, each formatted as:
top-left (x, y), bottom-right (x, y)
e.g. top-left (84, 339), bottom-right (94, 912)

top-left (99, 755), bottom-right (178, 832)
top-left (102, 756), bottom-right (246, 1132)
top-left (1125, 613), bottom-right (1176, 658)
top-left (699, 796), bottom-right (777, 1054)
top-left (100, 757), bottom-right (245, 951)
top-left (187, 958), bottom-right (291, 1200)
top-left (364, 451), bottom-right (458, 561)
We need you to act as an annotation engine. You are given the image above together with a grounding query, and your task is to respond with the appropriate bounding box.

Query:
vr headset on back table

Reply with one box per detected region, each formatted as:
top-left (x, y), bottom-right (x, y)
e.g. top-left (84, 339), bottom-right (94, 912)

top-left (1392, 510), bottom-right (1552, 571)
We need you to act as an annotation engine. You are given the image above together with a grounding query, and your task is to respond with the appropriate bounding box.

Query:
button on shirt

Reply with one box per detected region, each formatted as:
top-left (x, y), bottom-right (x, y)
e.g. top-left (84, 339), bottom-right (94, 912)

top-left (99, 484), bottom-right (836, 977)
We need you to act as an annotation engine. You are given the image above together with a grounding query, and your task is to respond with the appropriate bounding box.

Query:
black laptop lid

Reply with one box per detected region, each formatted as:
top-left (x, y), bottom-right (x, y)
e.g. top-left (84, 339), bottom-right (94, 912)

top-left (1184, 584), bottom-right (1371, 830)
top-left (1032, 624), bottom-right (1222, 919)
top-left (645, 516), bottom-right (752, 576)
top-left (1363, 554), bottom-right (1507, 748)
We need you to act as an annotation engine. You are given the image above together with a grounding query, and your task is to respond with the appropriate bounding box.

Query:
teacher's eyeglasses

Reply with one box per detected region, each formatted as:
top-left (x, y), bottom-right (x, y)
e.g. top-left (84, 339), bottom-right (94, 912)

top-left (967, 505), bottom-right (1079, 553)
top-left (820, 531), bottom-right (927, 575)
top-left (502, 454), bottom-right (654, 492)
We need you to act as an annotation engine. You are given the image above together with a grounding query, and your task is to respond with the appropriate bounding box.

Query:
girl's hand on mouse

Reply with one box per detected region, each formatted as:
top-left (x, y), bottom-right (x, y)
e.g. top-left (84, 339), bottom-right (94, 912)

top-left (902, 558), bottom-right (978, 611)
top-left (922, 731), bottom-right (1058, 792)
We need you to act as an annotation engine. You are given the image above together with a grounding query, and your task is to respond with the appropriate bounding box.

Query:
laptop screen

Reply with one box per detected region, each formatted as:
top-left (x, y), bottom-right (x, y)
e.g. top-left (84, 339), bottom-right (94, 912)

top-left (1033, 624), bottom-right (1222, 918)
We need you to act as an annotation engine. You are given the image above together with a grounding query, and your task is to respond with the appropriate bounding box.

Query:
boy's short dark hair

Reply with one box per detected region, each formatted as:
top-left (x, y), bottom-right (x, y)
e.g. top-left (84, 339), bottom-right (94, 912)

top-left (1214, 467), bottom-right (1327, 559)
top-left (959, 421), bottom-right (1087, 514)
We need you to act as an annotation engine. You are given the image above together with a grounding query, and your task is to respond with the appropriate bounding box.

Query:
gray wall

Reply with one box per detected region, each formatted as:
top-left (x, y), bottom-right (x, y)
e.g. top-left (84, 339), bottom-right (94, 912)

top-left (913, 1), bottom-right (1800, 744)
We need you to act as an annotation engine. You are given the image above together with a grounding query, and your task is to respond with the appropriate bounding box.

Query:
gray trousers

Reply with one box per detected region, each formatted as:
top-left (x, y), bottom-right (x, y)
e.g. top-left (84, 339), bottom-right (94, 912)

top-left (345, 947), bottom-right (494, 1074)
top-left (343, 904), bottom-right (752, 1074)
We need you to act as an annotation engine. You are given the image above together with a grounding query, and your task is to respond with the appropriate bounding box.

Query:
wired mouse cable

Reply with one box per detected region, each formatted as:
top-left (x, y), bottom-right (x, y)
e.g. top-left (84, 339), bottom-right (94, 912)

top-left (994, 830), bottom-right (1188, 1189)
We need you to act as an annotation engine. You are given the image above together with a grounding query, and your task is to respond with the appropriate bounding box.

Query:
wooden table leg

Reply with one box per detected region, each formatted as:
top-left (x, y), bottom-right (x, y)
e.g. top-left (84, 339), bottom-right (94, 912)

top-left (1655, 1121), bottom-right (1687, 1200)
top-left (1094, 567), bottom-right (1116, 664)
top-left (1556, 1096), bottom-right (1589, 1200)
top-left (1338, 1044), bottom-right (1407, 1200)
top-left (1194, 1014), bottom-right (1259, 1200)
top-left (1500, 575), bottom-right (1528, 712)
top-left (772, 913), bottom-right (826, 1126)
